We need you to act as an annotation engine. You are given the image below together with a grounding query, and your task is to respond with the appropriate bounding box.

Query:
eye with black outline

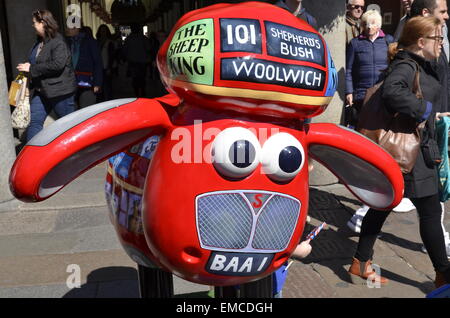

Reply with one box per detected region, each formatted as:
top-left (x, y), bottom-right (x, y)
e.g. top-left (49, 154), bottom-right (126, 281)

top-left (212, 127), bottom-right (261, 179)
top-left (261, 133), bottom-right (304, 182)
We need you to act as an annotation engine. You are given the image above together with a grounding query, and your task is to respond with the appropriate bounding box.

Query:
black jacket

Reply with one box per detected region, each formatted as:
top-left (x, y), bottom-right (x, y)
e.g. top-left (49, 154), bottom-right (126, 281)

top-left (66, 32), bottom-right (103, 87)
top-left (29, 33), bottom-right (77, 99)
top-left (382, 50), bottom-right (441, 198)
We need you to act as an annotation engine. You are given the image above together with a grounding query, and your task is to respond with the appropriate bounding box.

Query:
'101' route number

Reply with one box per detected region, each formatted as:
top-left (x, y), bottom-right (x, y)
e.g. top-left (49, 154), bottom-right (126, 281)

top-left (227, 24), bottom-right (257, 45)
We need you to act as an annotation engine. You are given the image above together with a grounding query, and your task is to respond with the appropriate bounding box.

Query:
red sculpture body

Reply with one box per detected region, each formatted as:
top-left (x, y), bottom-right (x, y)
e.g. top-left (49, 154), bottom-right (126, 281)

top-left (9, 2), bottom-right (404, 289)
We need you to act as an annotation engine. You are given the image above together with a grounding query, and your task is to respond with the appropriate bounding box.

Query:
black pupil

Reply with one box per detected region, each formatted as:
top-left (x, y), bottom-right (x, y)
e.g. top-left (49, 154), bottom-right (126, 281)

top-left (229, 140), bottom-right (255, 168)
top-left (279, 146), bottom-right (302, 173)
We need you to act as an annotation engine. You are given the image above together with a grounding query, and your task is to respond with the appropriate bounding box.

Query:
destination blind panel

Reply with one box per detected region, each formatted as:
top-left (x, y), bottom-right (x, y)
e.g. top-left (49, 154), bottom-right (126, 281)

top-left (265, 21), bottom-right (325, 66)
top-left (221, 57), bottom-right (326, 91)
top-left (220, 18), bottom-right (262, 54)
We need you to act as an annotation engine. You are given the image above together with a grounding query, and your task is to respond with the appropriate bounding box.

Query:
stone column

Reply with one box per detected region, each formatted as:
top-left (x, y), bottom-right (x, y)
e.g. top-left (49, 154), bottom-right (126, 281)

top-left (0, 34), bottom-right (19, 211)
top-left (304, 0), bottom-right (347, 186)
top-left (4, 0), bottom-right (48, 80)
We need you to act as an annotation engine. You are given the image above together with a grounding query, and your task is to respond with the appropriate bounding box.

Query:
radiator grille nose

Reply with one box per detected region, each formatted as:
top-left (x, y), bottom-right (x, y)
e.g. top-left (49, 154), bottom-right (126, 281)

top-left (252, 196), bottom-right (300, 250)
top-left (197, 193), bottom-right (253, 249)
top-left (196, 191), bottom-right (301, 253)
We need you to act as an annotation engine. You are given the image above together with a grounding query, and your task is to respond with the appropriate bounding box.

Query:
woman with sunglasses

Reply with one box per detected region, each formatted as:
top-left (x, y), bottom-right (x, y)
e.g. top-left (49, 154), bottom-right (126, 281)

top-left (348, 16), bottom-right (450, 289)
top-left (17, 9), bottom-right (77, 142)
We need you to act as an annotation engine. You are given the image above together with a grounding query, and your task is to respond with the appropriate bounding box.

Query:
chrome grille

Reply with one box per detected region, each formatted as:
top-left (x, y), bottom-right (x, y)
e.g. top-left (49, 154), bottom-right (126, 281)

top-left (197, 193), bottom-right (253, 249)
top-left (252, 196), bottom-right (300, 250)
top-left (196, 191), bottom-right (301, 253)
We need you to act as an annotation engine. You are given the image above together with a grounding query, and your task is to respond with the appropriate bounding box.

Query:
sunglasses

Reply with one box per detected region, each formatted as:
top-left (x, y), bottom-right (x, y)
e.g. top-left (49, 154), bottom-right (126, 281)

top-left (349, 5), bottom-right (364, 10)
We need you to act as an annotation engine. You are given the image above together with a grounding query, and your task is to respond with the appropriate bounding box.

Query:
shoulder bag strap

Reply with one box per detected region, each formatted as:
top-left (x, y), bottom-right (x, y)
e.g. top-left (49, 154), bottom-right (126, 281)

top-left (405, 59), bottom-right (427, 131)
top-left (406, 58), bottom-right (423, 99)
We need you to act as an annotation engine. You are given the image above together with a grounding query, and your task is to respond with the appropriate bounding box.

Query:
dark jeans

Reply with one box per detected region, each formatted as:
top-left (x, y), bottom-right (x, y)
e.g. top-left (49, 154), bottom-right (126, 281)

top-left (27, 92), bottom-right (76, 142)
top-left (355, 193), bottom-right (450, 282)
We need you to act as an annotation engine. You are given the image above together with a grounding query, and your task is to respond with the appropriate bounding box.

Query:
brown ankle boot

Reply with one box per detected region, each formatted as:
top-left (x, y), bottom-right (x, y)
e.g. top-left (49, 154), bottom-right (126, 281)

top-left (348, 257), bottom-right (389, 285)
top-left (434, 271), bottom-right (447, 289)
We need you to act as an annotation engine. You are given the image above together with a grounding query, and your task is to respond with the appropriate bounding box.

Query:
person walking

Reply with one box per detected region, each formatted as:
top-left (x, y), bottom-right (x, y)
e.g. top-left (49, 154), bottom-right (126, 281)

top-left (66, 24), bottom-right (103, 109)
top-left (348, 16), bottom-right (450, 288)
top-left (123, 23), bottom-right (151, 98)
top-left (388, 0), bottom-right (450, 255)
top-left (374, 0), bottom-right (444, 214)
top-left (17, 9), bottom-right (76, 142)
top-left (96, 24), bottom-right (115, 102)
top-left (410, 0), bottom-right (450, 259)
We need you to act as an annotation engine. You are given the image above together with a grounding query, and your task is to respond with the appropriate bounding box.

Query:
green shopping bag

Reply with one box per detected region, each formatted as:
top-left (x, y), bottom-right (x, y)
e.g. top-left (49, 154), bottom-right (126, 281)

top-left (436, 117), bottom-right (450, 202)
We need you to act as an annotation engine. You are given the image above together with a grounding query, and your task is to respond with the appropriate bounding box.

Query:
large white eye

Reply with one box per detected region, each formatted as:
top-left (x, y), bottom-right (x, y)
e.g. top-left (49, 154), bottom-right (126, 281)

top-left (262, 133), bottom-right (304, 182)
top-left (212, 127), bottom-right (261, 179)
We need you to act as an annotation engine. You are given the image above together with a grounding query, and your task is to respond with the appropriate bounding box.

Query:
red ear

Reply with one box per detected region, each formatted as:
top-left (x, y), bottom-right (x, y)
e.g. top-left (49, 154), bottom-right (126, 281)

top-left (10, 98), bottom-right (173, 202)
top-left (306, 124), bottom-right (404, 211)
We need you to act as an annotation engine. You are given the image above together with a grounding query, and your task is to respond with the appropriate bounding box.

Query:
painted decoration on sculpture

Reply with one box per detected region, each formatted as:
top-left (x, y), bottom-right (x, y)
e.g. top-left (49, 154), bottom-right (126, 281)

top-left (157, 2), bottom-right (337, 119)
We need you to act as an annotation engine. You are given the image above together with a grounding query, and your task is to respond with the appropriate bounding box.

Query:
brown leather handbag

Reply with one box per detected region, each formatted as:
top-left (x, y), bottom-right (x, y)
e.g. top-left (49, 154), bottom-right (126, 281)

top-left (356, 59), bottom-right (425, 174)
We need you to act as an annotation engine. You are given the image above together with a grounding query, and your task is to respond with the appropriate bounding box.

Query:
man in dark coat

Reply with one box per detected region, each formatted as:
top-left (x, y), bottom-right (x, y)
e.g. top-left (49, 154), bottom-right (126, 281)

top-left (66, 25), bottom-right (104, 109)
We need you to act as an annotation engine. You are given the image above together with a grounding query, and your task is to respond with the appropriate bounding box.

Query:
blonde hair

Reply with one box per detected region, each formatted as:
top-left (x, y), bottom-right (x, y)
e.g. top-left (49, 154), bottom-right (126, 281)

top-left (388, 16), bottom-right (442, 61)
top-left (361, 9), bottom-right (382, 29)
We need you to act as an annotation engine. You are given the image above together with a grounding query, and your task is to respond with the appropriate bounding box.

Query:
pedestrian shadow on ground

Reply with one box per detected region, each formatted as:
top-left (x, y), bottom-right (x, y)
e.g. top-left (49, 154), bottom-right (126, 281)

top-left (302, 188), bottom-right (436, 295)
top-left (309, 188), bottom-right (426, 252)
top-left (377, 232), bottom-right (425, 253)
top-left (330, 190), bottom-right (427, 253)
top-left (63, 266), bottom-right (139, 298)
top-left (376, 268), bottom-right (436, 294)
top-left (307, 259), bottom-right (436, 295)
